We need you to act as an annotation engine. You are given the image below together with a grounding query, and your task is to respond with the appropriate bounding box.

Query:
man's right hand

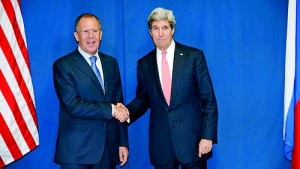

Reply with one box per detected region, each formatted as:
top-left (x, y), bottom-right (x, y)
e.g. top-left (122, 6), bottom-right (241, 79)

top-left (113, 103), bottom-right (129, 122)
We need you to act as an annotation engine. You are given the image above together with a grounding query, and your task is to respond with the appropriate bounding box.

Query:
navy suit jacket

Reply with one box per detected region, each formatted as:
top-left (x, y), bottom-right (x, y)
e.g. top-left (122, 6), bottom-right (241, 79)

top-left (53, 49), bottom-right (128, 164)
top-left (127, 42), bottom-right (218, 165)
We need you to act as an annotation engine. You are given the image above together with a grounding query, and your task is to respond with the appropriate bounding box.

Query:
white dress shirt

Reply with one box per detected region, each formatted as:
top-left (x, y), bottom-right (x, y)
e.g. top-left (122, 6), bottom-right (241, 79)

top-left (78, 46), bottom-right (105, 84)
top-left (156, 40), bottom-right (175, 89)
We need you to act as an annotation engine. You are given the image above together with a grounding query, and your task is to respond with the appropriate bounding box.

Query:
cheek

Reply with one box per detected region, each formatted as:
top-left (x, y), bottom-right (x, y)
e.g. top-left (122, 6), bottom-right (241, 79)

top-left (95, 35), bottom-right (102, 42)
top-left (151, 32), bottom-right (158, 38)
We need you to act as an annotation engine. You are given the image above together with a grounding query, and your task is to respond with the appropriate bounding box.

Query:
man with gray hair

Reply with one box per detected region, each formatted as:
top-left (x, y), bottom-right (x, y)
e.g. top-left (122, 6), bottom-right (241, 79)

top-left (126, 7), bottom-right (218, 169)
top-left (53, 13), bottom-right (129, 169)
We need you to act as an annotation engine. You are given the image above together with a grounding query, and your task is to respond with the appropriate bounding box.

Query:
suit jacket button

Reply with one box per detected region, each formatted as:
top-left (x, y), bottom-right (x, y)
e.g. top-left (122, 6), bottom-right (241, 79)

top-left (103, 123), bottom-right (106, 127)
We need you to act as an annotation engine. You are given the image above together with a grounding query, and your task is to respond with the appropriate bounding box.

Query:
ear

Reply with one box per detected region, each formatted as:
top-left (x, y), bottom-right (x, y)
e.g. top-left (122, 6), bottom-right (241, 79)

top-left (172, 28), bottom-right (175, 36)
top-left (99, 30), bottom-right (103, 41)
top-left (74, 32), bottom-right (79, 42)
top-left (149, 29), bottom-right (153, 37)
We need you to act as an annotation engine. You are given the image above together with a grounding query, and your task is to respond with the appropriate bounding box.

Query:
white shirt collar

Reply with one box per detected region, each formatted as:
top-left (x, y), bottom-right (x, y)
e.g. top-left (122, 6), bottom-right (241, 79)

top-left (77, 46), bottom-right (99, 63)
top-left (156, 40), bottom-right (175, 54)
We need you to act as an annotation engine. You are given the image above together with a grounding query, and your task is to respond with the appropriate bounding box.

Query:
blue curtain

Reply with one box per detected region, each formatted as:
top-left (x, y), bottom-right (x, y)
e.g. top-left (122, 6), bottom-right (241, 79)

top-left (6, 0), bottom-right (290, 168)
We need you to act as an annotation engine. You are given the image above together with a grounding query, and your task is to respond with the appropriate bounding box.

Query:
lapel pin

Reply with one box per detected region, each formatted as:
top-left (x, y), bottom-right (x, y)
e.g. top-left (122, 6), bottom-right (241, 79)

top-left (180, 53), bottom-right (183, 55)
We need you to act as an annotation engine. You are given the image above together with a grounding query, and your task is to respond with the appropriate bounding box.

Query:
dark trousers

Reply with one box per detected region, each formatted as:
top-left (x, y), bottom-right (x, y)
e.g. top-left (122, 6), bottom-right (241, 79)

top-left (154, 160), bottom-right (207, 169)
top-left (60, 142), bottom-right (115, 169)
top-left (154, 146), bottom-right (207, 169)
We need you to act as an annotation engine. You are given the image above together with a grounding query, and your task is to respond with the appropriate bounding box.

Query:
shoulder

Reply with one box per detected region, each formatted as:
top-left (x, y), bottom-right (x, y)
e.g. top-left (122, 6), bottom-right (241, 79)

top-left (175, 42), bottom-right (207, 64)
top-left (138, 49), bottom-right (156, 64)
top-left (53, 49), bottom-right (79, 66)
top-left (175, 42), bottom-right (203, 54)
top-left (99, 52), bottom-right (117, 62)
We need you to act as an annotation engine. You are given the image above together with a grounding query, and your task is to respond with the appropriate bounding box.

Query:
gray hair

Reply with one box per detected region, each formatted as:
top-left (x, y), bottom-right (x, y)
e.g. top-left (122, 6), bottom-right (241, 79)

top-left (147, 7), bottom-right (176, 29)
top-left (75, 13), bottom-right (102, 31)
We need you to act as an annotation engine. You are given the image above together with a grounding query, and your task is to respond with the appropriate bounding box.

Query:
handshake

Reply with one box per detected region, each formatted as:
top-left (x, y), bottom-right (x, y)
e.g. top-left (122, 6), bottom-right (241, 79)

top-left (112, 103), bottom-right (129, 122)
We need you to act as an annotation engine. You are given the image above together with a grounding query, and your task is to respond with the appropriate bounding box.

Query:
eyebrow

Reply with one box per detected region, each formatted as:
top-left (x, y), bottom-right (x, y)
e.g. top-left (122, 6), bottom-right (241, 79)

top-left (152, 25), bottom-right (169, 28)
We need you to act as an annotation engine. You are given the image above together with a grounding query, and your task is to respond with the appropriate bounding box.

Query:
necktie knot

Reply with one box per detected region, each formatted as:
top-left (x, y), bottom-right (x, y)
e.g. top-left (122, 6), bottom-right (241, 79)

top-left (89, 56), bottom-right (97, 64)
top-left (162, 51), bottom-right (167, 58)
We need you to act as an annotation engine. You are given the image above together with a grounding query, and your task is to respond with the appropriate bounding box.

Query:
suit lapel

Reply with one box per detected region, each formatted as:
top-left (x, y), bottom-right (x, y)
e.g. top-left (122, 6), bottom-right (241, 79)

top-left (147, 44), bottom-right (186, 107)
top-left (170, 43), bottom-right (185, 106)
top-left (147, 50), bottom-right (166, 104)
top-left (72, 49), bottom-right (103, 88)
top-left (99, 53), bottom-right (108, 93)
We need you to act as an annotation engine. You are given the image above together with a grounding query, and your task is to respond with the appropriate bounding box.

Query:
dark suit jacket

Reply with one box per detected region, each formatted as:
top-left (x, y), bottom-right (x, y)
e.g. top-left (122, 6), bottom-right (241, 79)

top-left (53, 49), bottom-right (128, 164)
top-left (127, 42), bottom-right (218, 165)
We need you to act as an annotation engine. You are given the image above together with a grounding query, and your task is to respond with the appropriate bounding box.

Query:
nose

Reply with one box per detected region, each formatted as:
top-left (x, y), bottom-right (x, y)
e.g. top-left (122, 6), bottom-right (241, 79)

top-left (88, 30), bottom-right (94, 37)
top-left (158, 29), bottom-right (163, 37)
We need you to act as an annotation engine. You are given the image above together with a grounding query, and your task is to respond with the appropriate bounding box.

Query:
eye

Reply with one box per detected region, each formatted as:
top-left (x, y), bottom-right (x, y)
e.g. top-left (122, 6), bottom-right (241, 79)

top-left (92, 29), bottom-right (99, 33)
top-left (82, 30), bottom-right (89, 33)
top-left (152, 27), bottom-right (159, 31)
top-left (162, 26), bottom-right (169, 30)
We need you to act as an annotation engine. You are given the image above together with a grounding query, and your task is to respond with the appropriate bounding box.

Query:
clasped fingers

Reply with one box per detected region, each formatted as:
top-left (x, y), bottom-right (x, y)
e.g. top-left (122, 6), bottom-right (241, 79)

top-left (113, 103), bottom-right (129, 122)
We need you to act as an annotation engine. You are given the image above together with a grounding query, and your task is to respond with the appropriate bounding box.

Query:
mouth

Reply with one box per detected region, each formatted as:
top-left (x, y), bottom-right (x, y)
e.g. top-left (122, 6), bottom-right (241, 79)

top-left (157, 38), bottom-right (165, 42)
top-left (87, 41), bottom-right (96, 46)
top-left (87, 40), bottom-right (95, 44)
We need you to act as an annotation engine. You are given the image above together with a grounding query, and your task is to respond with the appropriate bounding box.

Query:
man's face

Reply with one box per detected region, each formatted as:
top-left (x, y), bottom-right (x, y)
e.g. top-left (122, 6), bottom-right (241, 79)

top-left (149, 19), bottom-right (174, 51)
top-left (74, 17), bottom-right (102, 55)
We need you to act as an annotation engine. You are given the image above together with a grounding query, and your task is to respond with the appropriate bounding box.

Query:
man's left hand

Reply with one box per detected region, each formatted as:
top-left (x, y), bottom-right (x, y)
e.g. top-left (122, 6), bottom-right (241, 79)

top-left (198, 139), bottom-right (212, 157)
top-left (119, 146), bottom-right (128, 166)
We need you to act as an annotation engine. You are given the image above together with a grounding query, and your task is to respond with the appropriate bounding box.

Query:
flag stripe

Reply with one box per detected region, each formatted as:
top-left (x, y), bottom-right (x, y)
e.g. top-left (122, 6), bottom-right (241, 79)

top-left (284, 0), bottom-right (296, 139)
top-left (0, 27), bottom-right (37, 137)
top-left (293, 100), bottom-right (300, 168)
top-left (0, 2), bottom-right (37, 128)
top-left (0, 0), bottom-right (39, 167)
top-left (284, 0), bottom-right (300, 167)
top-left (0, 156), bottom-right (4, 168)
top-left (0, 112), bottom-right (23, 160)
top-left (292, 3), bottom-right (300, 164)
top-left (0, 27), bottom-right (38, 134)
top-left (0, 71), bottom-right (36, 150)
top-left (1, 0), bottom-right (30, 69)
top-left (284, 0), bottom-right (296, 161)
top-left (0, 89), bottom-right (30, 156)
top-left (0, 135), bottom-right (13, 166)
top-left (0, 0), bottom-right (34, 104)
top-left (0, 48), bottom-right (37, 151)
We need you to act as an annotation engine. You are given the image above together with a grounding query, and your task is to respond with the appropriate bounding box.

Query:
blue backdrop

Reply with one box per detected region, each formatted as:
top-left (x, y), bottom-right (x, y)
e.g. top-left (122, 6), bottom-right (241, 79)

top-left (5, 0), bottom-right (291, 168)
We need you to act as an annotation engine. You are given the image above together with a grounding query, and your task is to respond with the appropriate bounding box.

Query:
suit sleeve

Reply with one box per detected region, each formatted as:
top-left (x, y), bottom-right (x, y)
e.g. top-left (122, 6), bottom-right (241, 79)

top-left (113, 61), bottom-right (129, 147)
top-left (126, 61), bottom-right (150, 123)
top-left (196, 51), bottom-right (218, 143)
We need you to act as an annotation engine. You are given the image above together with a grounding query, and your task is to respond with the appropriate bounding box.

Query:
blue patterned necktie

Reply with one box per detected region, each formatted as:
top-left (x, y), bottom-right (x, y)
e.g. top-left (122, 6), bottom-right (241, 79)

top-left (89, 56), bottom-right (105, 93)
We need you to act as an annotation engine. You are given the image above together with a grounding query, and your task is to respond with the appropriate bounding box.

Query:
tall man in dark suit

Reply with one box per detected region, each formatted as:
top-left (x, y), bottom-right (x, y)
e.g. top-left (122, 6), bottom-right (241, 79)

top-left (126, 7), bottom-right (218, 169)
top-left (53, 13), bottom-right (129, 169)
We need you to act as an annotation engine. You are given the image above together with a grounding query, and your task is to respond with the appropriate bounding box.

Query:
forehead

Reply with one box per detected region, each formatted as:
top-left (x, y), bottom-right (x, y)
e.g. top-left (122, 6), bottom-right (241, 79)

top-left (78, 17), bottom-right (100, 28)
top-left (151, 19), bottom-right (170, 27)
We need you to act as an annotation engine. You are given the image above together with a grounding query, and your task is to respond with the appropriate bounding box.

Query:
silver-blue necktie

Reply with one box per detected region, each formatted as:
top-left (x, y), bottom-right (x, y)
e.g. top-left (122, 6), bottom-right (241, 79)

top-left (89, 56), bottom-right (105, 93)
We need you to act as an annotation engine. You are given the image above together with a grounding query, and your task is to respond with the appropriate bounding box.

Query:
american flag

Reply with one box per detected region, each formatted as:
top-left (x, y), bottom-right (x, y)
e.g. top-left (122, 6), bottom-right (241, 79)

top-left (284, 0), bottom-right (299, 168)
top-left (0, 0), bottom-right (39, 167)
